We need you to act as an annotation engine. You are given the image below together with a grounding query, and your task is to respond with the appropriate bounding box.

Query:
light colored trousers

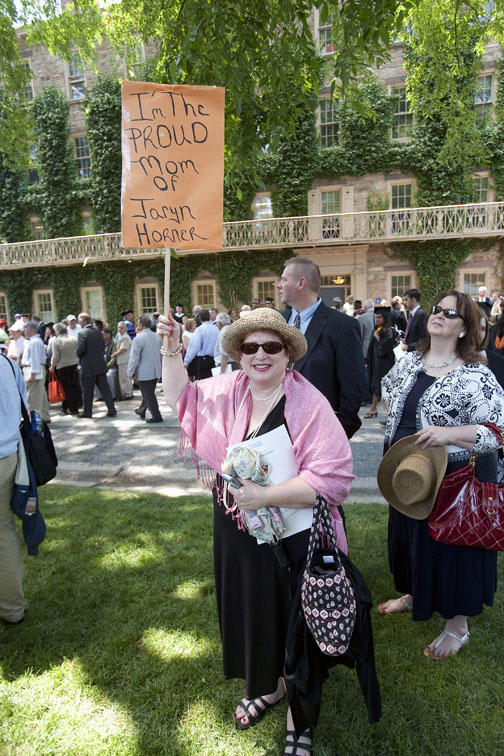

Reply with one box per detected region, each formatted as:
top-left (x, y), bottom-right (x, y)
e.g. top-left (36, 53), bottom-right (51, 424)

top-left (25, 368), bottom-right (51, 422)
top-left (117, 363), bottom-right (133, 399)
top-left (0, 451), bottom-right (26, 622)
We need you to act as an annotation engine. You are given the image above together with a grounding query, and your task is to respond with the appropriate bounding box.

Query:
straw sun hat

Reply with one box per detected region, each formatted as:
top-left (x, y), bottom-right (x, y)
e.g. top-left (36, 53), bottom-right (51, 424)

top-left (377, 434), bottom-right (448, 520)
top-left (221, 308), bottom-right (307, 363)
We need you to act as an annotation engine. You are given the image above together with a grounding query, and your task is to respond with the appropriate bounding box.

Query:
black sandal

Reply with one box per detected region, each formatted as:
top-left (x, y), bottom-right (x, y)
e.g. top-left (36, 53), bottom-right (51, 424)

top-left (234, 694), bottom-right (283, 730)
top-left (284, 728), bottom-right (313, 755)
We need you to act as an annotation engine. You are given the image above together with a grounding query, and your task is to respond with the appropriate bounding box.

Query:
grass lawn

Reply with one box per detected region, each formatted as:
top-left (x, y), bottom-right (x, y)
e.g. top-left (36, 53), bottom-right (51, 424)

top-left (1, 486), bottom-right (504, 755)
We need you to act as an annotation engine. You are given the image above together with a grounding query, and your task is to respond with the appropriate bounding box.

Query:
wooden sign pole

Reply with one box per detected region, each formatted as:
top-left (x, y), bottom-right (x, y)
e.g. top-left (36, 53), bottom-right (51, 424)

top-left (163, 248), bottom-right (171, 352)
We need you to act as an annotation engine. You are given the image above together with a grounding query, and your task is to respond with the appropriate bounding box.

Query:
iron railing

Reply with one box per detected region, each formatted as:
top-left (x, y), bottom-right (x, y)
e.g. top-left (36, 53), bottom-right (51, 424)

top-left (1, 201), bottom-right (504, 269)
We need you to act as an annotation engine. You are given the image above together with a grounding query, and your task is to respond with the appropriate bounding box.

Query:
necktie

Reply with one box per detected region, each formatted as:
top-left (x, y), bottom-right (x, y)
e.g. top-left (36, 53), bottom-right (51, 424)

top-left (404, 315), bottom-right (412, 341)
top-left (293, 313), bottom-right (301, 329)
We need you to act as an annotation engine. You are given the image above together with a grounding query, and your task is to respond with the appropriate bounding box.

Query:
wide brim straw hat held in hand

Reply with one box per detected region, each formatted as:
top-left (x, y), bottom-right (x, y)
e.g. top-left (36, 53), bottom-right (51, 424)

top-left (377, 434), bottom-right (448, 520)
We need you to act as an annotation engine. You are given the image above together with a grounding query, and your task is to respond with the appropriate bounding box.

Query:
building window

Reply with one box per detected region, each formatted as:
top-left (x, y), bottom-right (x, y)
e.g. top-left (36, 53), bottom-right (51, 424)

top-left (321, 189), bottom-right (341, 238)
top-left (0, 292), bottom-right (9, 324)
top-left (75, 136), bottom-right (91, 178)
top-left (81, 208), bottom-right (94, 235)
top-left (253, 278), bottom-right (277, 306)
top-left (463, 272), bottom-right (486, 296)
top-left (390, 182), bottom-right (412, 234)
top-left (126, 42), bottom-right (146, 79)
top-left (318, 14), bottom-right (336, 54)
top-left (81, 286), bottom-right (104, 319)
top-left (390, 274), bottom-right (412, 299)
top-left (33, 290), bottom-right (55, 322)
top-left (28, 144), bottom-right (39, 184)
top-left (475, 74), bottom-right (493, 119)
top-left (319, 99), bottom-right (338, 148)
top-left (473, 174), bottom-right (489, 203)
top-left (391, 87), bottom-right (413, 140)
top-left (138, 285), bottom-right (159, 316)
top-left (391, 184), bottom-right (412, 209)
top-left (29, 214), bottom-right (43, 240)
top-left (22, 61), bottom-right (33, 104)
top-left (193, 280), bottom-right (216, 308)
top-left (252, 194), bottom-right (273, 221)
top-left (68, 53), bottom-right (86, 100)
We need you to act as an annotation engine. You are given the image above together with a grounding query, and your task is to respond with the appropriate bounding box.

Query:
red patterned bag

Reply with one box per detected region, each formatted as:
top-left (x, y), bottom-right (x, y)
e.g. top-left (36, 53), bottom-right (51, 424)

top-left (428, 423), bottom-right (504, 551)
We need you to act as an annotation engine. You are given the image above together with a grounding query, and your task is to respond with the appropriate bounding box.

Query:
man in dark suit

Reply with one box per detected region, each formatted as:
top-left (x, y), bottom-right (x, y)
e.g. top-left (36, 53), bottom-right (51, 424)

top-left (401, 288), bottom-right (427, 353)
top-left (277, 257), bottom-right (365, 439)
top-left (76, 313), bottom-right (117, 418)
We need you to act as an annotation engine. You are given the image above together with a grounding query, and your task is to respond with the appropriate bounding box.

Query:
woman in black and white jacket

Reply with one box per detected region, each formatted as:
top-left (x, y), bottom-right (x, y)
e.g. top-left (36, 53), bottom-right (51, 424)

top-left (378, 291), bottom-right (504, 659)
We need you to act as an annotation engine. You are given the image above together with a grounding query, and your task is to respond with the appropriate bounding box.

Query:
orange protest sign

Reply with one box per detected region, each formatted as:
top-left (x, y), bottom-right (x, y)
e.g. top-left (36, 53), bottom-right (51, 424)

top-left (121, 82), bottom-right (225, 250)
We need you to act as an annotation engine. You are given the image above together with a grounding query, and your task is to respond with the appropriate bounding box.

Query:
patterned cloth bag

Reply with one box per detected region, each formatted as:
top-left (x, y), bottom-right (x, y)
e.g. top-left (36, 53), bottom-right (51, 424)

top-left (301, 494), bottom-right (357, 656)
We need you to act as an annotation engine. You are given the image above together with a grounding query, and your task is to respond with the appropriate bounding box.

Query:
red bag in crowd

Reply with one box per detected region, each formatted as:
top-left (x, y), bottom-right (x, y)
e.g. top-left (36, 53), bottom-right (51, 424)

top-left (48, 374), bottom-right (66, 403)
top-left (428, 423), bottom-right (504, 551)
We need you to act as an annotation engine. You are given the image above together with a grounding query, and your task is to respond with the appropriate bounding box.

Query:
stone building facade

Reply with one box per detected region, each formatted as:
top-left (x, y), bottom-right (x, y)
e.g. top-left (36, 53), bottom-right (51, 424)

top-left (0, 16), bottom-right (502, 325)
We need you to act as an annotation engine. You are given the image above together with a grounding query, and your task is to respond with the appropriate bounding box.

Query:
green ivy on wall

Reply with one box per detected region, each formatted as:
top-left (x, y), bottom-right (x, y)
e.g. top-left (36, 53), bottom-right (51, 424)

top-left (31, 86), bottom-right (82, 239)
top-left (85, 75), bottom-right (122, 233)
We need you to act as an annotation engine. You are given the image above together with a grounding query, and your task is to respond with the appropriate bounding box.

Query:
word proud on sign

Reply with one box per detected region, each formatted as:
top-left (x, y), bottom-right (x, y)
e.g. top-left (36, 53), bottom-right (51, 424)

top-left (121, 82), bottom-right (225, 250)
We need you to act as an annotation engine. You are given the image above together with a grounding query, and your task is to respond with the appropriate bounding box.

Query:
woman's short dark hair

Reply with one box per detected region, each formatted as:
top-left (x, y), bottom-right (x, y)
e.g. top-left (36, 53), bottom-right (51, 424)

top-left (418, 290), bottom-right (482, 364)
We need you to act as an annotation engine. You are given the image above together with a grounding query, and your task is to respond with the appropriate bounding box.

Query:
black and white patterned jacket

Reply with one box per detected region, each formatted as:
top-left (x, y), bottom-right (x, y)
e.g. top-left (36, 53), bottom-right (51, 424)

top-left (381, 351), bottom-right (504, 462)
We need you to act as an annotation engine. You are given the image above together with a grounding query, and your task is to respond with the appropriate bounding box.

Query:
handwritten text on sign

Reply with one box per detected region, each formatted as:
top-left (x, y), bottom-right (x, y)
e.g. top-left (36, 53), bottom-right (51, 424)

top-left (121, 82), bottom-right (225, 250)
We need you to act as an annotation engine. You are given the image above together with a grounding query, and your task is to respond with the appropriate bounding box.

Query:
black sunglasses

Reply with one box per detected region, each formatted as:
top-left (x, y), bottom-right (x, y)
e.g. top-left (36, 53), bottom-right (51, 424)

top-left (240, 341), bottom-right (285, 355)
top-left (430, 305), bottom-right (460, 319)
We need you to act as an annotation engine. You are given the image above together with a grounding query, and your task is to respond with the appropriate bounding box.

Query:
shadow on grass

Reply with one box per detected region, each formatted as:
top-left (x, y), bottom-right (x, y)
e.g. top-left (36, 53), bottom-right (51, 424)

top-left (1, 487), bottom-right (504, 755)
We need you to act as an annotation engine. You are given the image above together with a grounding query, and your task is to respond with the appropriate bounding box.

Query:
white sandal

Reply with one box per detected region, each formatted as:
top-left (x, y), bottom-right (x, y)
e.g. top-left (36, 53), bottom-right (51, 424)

top-left (424, 629), bottom-right (470, 659)
top-left (377, 595), bottom-right (413, 614)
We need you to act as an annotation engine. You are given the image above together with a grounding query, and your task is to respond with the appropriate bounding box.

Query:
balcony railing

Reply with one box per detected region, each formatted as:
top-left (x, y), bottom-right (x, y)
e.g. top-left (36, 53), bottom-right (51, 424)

top-left (1, 201), bottom-right (504, 269)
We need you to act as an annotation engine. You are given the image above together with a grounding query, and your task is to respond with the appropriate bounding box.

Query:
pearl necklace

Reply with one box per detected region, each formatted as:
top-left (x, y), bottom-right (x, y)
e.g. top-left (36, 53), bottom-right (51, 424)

top-left (423, 354), bottom-right (458, 370)
top-left (249, 381), bottom-right (284, 402)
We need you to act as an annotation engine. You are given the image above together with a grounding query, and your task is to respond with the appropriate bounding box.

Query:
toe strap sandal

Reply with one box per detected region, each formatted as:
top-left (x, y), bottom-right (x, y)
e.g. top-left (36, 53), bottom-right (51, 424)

top-left (284, 728), bottom-right (313, 755)
top-left (235, 694), bottom-right (283, 730)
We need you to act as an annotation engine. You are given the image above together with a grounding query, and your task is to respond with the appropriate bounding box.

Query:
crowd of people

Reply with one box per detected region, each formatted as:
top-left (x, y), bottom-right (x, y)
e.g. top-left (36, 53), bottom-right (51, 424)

top-left (0, 310), bottom-right (164, 424)
top-left (2, 262), bottom-right (504, 755)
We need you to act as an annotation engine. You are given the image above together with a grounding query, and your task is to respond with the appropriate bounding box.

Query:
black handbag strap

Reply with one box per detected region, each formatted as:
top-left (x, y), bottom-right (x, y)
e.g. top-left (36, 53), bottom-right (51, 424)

top-left (305, 493), bottom-right (341, 568)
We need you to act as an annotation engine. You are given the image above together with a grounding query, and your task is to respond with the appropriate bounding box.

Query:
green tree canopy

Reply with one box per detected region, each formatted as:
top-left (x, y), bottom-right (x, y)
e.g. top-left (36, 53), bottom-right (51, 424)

top-left (0, 0), bottom-right (32, 165)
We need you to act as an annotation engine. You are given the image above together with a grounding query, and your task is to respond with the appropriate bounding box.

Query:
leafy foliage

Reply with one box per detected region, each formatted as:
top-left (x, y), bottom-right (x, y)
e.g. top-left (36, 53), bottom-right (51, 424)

top-left (85, 74), bottom-right (122, 233)
top-left (266, 100), bottom-right (319, 217)
top-left (0, 0), bottom-right (32, 165)
top-left (31, 86), bottom-right (81, 239)
top-left (0, 93), bottom-right (28, 242)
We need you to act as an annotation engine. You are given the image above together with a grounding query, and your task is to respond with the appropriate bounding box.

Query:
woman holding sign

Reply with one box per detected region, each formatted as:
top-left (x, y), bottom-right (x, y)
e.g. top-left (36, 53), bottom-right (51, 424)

top-left (158, 308), bottom-right (364, 754)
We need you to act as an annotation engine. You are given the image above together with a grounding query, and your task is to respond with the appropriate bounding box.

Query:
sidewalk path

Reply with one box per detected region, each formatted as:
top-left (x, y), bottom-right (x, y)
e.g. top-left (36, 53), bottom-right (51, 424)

top-left (48, 388), bottom-right (386, 503)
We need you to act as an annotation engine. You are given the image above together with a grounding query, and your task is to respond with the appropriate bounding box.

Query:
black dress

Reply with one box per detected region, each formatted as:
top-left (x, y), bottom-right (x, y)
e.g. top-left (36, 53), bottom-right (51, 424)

top-left (387, 372), bottom-right (498, 621)
top-left (367, 328), bottom-right (395, 398)
top-left (212, 396), bottom-right (310, 698)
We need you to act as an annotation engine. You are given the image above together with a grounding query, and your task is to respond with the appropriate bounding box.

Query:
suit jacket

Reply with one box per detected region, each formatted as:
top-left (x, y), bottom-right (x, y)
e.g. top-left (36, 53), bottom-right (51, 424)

top-left (477, 297), bottom-right (493, 318)
top-left (282, 302), bottom-right (365, 438)
top-left (390, 308), bottom-right (407, 334)
top-left (358, 310), bottom-right (375, 359)
top-left (127, 328), bottom-right (162, 380)
top-left (76, 325), bottom-right (107, 378)
top-left (404, 307), bottom-right (427, 352)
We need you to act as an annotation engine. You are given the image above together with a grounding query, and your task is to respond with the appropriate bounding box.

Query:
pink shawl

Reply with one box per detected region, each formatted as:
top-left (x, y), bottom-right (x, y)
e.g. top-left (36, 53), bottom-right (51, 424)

top-left (177, 369), bottom-right (354, 553)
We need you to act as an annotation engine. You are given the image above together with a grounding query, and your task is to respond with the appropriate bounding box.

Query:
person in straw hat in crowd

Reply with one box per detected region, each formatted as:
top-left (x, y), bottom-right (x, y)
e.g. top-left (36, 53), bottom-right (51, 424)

top-left (158, 307), bottom-right (356, 755)
top-left (377, 290), bottom-right (504, 659)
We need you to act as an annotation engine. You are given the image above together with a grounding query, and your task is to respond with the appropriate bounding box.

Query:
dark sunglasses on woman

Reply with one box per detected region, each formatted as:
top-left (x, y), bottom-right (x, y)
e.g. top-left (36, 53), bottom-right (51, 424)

top-left (430, 305), bottom-right (460, 319)
top-left (240, 342), bottom-right (285, 355)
